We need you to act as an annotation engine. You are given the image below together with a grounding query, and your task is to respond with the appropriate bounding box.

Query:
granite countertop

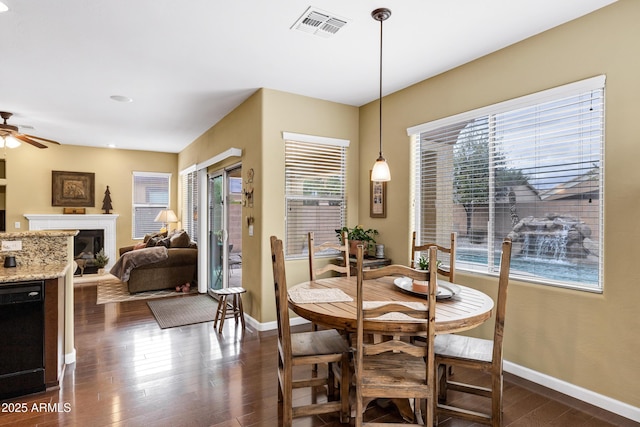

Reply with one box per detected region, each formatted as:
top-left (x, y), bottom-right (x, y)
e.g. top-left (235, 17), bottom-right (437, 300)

top-left (0, 230), bottom-right (79, 238)
top-left (0, 263), bottom-right (71, 284)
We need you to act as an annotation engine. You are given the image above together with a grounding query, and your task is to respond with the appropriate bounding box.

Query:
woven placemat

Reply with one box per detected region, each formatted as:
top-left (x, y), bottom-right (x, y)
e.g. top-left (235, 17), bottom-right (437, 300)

top-left (288, 288), bottom-right (353, 304)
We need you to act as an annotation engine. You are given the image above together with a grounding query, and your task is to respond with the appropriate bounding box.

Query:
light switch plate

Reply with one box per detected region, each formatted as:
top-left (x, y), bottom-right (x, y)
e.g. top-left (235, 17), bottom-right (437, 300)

top-left (1, 240), bottom-right (22, 251)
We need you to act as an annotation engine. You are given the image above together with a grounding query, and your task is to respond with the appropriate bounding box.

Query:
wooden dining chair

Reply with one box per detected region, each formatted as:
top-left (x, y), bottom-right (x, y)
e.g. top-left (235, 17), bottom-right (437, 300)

top-left (269, 236), bottom-right (351, 427)
top-left (354, 244), bottom-right (438, 427)
top-left (411, 231), bottom-right (457, 283)
top-left (308, 230), bottom-right (350, 280)
top-left (434, 238), bottom-right (512, 427)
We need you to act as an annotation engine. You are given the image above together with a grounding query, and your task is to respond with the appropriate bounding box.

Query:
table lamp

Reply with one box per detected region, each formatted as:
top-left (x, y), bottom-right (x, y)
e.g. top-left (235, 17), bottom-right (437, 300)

top-left (154, 209), bottom-right (178, 233)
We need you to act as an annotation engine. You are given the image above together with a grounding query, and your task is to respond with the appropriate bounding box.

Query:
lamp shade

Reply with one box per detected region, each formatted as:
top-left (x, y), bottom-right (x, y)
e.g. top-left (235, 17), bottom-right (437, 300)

top-left (371, 157), bottom-right (391, 182)
top-left (154, 209), bottom-right (178, 224)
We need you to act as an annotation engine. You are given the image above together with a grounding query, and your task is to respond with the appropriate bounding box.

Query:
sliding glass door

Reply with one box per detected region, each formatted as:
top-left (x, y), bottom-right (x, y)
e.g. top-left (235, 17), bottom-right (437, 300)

top-left (208, 165), bottom-right (242, 294)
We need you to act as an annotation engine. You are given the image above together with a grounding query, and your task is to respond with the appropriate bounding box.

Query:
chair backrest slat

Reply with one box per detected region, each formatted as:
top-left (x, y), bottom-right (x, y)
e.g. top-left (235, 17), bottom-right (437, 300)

top-left (308, 231), bottom-right (350, 280)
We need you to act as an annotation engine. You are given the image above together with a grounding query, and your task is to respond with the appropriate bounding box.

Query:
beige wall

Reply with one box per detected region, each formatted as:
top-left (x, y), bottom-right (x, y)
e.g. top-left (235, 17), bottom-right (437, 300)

top-left (5, 144), bottom-right (177, 250)
top-left (261, 89), bottom-right (359, 324)
top-left (178, 88), bottom-right (359, 324)
top-left (358, 0), bottom-right (639, 408)
top-left (179, 89), bottom-right (263, 321)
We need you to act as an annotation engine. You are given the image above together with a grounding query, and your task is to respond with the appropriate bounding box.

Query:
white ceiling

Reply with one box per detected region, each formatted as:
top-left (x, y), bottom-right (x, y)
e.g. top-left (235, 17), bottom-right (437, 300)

top-left (0, 0), bottom-right (617, 153)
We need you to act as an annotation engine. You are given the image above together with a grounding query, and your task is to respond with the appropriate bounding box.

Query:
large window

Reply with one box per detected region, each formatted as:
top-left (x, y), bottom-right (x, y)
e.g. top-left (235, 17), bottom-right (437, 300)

top-left (132, 172), bottom-right (171, 239)
top-left (181, 167), bottom-right (198, 243)
top-left (284, 132), bottom-right (349, 258)
top-left (409, 76), bottom-right (604, 291)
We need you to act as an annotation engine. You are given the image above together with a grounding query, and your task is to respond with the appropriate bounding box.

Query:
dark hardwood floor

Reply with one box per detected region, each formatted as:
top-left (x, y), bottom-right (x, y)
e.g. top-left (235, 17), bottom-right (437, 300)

top-left (1, 284), bottom-right (636, 426)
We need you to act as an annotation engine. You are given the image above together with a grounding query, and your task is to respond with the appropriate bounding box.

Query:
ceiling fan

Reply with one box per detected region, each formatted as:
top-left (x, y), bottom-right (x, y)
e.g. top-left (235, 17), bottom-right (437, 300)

top-left (0, 111), bottom-right (61, 149)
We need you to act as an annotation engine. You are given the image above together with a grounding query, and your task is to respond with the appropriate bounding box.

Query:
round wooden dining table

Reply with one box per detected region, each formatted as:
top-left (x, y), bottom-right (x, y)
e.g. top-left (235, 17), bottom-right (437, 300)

top-left (288, 275), bottom-right (495, 335)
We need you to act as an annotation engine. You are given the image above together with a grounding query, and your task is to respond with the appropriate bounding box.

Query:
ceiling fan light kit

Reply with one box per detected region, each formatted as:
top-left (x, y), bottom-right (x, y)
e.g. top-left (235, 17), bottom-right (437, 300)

top-left (0, 112), bottom-right (61, 149)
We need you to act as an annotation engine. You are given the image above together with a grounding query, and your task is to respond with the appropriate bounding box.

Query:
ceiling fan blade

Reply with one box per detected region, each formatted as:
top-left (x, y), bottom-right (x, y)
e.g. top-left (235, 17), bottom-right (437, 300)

top-left (14, 134), bottom-right (48, 148)
top-left (23, 133), bottom-right (61, 145)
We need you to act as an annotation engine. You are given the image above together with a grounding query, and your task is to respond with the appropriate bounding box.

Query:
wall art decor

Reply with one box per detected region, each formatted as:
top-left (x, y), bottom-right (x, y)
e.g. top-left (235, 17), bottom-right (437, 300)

top-left (52, 170), bottom-right (95, 207)
top-left (370, 170), bottom-right (386, 218)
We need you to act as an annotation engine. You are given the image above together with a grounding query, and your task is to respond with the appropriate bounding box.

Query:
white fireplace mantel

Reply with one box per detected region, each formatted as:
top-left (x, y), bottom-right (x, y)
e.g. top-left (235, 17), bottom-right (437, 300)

top-left (25, 214), bottom-right (119, 270)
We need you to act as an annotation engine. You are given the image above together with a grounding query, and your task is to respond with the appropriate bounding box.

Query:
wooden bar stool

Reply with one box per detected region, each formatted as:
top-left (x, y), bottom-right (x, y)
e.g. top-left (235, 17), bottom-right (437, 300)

top-left (212, 287), bottom-right (246, 333)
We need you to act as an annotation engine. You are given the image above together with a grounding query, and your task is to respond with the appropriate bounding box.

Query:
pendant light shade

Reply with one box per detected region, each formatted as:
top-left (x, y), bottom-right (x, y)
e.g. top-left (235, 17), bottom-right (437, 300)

top-left (370, 7), bottom-right (391, 182)
top-left (371, 155), bottom-right (391, 181)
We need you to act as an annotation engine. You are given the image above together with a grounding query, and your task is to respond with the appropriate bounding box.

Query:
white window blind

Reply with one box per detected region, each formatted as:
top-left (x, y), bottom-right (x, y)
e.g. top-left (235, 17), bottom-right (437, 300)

top-left (410, 76), bottom-right (604, 291)
top-left (181, 170), bottom-right (198, 242)
top-left (132, 172), bottom-right (171, 239)
top-left (284, 135), bottom-right (348, 258)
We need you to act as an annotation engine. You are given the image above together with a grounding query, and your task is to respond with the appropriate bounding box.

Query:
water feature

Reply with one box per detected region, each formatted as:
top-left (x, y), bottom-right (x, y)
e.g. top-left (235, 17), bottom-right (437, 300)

top-left (508, 214), bottom-right (597, 263)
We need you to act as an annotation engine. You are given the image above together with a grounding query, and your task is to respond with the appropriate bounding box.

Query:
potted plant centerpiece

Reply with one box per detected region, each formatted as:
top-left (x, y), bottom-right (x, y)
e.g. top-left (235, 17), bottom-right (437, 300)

top-left (335, 225), bottom-right (379, 257)
top-left (94, 249), bottom-right (109, 275)
top-left (414, 255), bottom-right (442, 292)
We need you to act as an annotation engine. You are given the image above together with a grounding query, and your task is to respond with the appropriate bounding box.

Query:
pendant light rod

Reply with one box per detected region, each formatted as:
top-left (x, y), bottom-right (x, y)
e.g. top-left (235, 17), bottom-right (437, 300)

top-left (372, 8), bottom-right (390, 160)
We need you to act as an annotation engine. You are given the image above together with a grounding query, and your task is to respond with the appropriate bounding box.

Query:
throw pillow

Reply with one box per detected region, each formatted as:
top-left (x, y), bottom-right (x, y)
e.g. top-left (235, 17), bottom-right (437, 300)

top-left (169, 230), bottom-right (191, 248)
top-left (133, 242), bottom-right (146, 250)
top-left (157, 236), bottom-right (172, 248)
top-left (146, 236), bottom-right (160, 247)
top-left (143, 231), bottom-right (167, 243)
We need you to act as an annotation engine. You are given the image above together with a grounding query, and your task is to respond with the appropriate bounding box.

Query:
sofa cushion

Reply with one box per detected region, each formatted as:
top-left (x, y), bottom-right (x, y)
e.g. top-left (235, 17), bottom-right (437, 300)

top-left (169, 230), bottom-right (191, 248)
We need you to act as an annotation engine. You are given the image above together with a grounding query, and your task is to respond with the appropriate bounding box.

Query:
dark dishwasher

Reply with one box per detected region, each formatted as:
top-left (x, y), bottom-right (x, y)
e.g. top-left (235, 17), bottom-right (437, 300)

top-left (0, 281), bottom-right (45, 400)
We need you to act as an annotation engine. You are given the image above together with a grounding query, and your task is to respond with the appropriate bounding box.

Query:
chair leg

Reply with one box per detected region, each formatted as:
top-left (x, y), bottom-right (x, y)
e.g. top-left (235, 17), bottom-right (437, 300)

top-left (218, 295), bottom-right (228, 333)
top-left (339, 352), bottom-right (351, 423)
top-left (235, 293), bottom-right (246, 331)
top-left (491, 371), bottom-right (503, 427)
top-left (213, 296), bottom-right (224, 331)
top-left (437, 363), bottom-right (448, 403)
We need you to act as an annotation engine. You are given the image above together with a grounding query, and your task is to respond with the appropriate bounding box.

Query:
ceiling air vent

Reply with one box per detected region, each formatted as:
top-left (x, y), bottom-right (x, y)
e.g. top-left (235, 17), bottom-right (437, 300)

top-left (291, 7), bottom-right (348, 38)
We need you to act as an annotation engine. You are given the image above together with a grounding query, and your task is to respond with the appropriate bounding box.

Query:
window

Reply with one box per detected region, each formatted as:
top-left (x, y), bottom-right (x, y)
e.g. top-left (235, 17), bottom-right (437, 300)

top-left (132, 172), bottom-right (171, 239)
top-left (181, 168), bottom-right (198, 243)
top-left (283, 132), bottom-right (349, 258)
top-left (408, 76), bottom-right (604, 291)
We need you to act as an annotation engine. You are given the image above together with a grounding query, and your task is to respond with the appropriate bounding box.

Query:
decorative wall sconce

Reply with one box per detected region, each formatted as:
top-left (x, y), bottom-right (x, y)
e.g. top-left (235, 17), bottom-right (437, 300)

top-left (243, 168), bottom-right (254, 208)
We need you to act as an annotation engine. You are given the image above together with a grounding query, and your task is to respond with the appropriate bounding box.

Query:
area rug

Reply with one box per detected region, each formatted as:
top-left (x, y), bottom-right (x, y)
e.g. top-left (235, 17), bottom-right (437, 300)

top-left (96, 274), bottom-right (197, 304)
top-left (147, 294), bottom-right (218, 329)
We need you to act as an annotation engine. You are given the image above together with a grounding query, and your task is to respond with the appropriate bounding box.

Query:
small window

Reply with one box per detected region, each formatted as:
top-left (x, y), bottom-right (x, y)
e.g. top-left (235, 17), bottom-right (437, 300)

top-left (283, 132), bottom-right (349, 258)
top-left (132, 172), bottom-right (171, 239)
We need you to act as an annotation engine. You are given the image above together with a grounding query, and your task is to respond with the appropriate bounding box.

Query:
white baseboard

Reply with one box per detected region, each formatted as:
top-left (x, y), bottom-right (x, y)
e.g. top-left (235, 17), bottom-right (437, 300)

top-left (504, 360), bottom-right (640, 423)
top-left (64, 348), bottom-right (76, 365)
top-left (245, 314), bottom-right (307, 332)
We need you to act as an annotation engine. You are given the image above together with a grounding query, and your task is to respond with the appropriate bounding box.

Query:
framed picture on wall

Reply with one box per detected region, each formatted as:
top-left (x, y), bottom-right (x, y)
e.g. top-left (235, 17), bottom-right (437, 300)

top-left (369, 171), bottom-right (386, 218)
top-left (52, 170), bottom-right (95, 207)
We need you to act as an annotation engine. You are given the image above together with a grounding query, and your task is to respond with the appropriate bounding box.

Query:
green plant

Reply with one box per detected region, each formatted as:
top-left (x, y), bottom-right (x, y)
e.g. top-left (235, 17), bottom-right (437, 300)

top-left (94, 249), bottom-right (109, 268)
top-left (335, 225), bottom-right (378, 244)
top-left (417, 256), bottom-right (441, 271)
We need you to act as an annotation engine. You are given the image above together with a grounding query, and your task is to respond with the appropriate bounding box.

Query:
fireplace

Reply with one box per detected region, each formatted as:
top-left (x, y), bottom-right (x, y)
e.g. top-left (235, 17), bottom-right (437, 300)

top-left (25, 214), bottom-right (119, 271)
top-left (74, 229), bottom-right (104, 275)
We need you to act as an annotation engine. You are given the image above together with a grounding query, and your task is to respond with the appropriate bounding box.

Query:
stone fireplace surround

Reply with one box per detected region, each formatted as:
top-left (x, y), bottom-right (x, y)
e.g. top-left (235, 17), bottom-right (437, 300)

top-left (25, 214), bottom-right (119, 270)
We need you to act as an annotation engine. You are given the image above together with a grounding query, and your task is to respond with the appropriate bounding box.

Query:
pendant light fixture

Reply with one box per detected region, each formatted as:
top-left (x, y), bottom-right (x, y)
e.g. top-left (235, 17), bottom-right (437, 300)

top-left (370, 7), bottom-right (391, 182)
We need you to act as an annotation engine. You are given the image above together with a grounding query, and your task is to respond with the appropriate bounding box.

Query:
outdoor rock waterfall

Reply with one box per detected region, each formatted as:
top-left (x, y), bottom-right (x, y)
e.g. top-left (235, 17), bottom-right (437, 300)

top-left (507, 213), bottom-right (598, 263)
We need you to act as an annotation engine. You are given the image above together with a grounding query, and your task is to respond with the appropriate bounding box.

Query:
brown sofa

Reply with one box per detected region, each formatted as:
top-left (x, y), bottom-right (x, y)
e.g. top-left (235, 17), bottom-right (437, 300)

top-left (115, 230), bottom-right (198, 293)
